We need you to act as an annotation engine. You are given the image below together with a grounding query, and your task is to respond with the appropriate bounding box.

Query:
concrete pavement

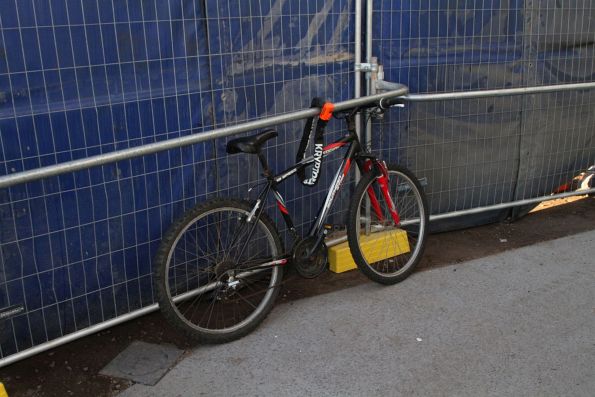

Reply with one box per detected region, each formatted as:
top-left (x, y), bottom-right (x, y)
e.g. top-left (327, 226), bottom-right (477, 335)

top-left (120, 230), bottom-right (595, 396)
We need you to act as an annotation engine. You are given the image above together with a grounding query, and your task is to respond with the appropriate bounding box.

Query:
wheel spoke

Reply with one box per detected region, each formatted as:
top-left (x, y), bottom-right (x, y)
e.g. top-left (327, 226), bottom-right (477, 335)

top-left (156, 203), bottom-right (282, 340)
top-left (349, 166), bottom-right (428, 283)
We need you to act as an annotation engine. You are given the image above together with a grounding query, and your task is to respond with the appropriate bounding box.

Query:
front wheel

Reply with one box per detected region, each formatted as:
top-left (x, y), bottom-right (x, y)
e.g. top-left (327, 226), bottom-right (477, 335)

top-left (153, 199), bottom-right (284, 343)
top-left (347, 164), bottom-right (428, 284)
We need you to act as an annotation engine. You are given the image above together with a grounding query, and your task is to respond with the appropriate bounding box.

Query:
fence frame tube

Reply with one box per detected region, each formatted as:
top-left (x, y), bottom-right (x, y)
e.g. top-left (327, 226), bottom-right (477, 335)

top-left (376, 79), bottom-right (595, 219)
top-left (0, 86), bottom-right (408, 368)
top-left (430, 190), bottom-right (595, 221)
top-left (401, 82), bottom-right (595, 102)
top-left (0, 87), bottom-right (408, 189)
top-left (3, 80), bottom-right (595, 368)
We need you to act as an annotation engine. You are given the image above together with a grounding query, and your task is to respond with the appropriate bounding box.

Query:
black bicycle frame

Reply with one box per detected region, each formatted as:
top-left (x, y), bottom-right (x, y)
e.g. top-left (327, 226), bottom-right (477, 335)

top-left (253, 129), bottom-right (364, 243)
top-left (232, 108), bottom-right (387, 270)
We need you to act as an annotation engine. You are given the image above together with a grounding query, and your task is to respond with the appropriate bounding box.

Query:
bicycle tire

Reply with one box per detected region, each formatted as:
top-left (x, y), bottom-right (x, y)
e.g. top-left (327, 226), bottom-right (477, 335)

top-left (153, 199), bottom-right (284, 343)
top-left (347, 164), bottom-right (428, 284)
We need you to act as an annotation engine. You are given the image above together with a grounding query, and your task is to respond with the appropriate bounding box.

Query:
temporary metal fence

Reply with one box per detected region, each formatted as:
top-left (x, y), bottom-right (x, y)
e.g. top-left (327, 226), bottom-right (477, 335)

top-left (0, 0), bottom-right (363, 367)
top-left (370, 0), bottom-right (595, 229)
top-left (0, 0), bottom-right (594, 368)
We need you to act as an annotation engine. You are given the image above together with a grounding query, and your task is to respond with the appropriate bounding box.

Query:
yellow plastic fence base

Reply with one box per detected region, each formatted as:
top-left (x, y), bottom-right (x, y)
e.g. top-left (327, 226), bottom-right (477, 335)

top-left (0, 382), bottom-right (8, 397)
top-left (329, 229), bottom-right (410, 273)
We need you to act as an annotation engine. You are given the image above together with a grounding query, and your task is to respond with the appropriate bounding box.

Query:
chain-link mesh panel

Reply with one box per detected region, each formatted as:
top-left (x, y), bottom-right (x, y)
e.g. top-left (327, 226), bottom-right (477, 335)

top-left (0, 0), bottom-right (356, 360)
top-left (372, 1), bottom-right (595, 226)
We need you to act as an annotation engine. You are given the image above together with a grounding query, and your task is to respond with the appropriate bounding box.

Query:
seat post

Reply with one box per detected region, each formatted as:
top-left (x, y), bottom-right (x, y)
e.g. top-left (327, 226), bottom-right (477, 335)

top-left (257, 150), bottom-right (272, 178)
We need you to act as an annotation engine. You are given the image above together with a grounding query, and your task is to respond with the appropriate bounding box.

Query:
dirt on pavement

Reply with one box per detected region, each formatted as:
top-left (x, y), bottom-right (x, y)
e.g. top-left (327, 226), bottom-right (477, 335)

top-left (1, 196), bottom-right (593, 397)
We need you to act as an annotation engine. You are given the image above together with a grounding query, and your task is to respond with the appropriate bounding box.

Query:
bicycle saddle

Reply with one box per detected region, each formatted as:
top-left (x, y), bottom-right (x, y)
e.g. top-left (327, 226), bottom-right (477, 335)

top-left (226, 129), bottom-right (278, 154)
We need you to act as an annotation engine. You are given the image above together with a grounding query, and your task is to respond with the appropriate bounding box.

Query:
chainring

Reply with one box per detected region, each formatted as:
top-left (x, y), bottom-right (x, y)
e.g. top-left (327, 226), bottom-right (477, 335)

top-left (292, 236), bottom-right (328, 279)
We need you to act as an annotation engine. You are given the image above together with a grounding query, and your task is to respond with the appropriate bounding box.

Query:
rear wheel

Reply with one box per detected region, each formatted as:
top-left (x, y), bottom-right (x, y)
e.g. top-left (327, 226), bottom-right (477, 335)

top-left (153, 199), bottom-right (284, 343)
top-left (347, 164), bottom-right (428, 284)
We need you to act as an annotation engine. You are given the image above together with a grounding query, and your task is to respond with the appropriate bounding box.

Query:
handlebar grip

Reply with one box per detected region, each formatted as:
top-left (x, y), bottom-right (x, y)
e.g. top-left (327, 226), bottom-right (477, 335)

top-left (379, 96), bottom-right (404, 110)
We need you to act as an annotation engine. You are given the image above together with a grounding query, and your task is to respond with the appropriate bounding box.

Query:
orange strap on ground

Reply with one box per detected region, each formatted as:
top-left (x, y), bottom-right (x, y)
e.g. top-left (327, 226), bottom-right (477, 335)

top-left (319, 102), bottom-right (335, 121)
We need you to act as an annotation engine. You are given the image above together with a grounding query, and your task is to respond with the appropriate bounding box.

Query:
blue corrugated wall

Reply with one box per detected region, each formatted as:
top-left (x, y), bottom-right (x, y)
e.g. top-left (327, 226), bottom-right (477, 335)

top-left (373, 0), bottom-right (594, 229)
top-left (0, 0), bottom-right (356, 357)
top-left (0, 0), bottom-right (594, 359)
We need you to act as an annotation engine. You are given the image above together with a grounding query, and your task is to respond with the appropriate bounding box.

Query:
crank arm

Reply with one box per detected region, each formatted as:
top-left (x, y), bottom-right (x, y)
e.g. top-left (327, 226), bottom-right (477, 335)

top-left (306, 230), bottom-right (328, 257)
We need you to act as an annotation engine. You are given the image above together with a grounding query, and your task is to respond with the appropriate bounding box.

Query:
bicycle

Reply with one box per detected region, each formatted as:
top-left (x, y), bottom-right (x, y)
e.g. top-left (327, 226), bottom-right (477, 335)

top-left (153, 96), bottom-right (429, 343)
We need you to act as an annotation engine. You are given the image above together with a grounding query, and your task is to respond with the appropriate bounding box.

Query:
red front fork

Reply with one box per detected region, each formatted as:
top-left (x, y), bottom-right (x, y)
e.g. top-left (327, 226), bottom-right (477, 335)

top-left (363, 160), bottom-right (400, 225)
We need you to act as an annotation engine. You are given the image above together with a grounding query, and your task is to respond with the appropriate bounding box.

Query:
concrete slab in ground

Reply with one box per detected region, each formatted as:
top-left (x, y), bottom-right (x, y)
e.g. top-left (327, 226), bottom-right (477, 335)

top-left (100, 341), bottom-right (183, 386)
top-left (119, 230), bottom-right (595, 396)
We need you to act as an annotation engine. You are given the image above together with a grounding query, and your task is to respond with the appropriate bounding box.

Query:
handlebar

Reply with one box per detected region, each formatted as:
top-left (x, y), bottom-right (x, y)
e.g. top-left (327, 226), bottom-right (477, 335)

top-left (309, 85), bottom-right (409, 120)
top-left (332, 96), bottom-right (404, 120)
top-left (327, 85), bottom-right (408, 113)
top-left (378, 96), bottom-right (404, 109)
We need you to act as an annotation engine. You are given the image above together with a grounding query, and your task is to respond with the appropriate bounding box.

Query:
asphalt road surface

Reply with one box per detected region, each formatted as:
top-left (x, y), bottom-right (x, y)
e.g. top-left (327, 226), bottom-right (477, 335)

top-left (121, 230), bottom-right (595, 397)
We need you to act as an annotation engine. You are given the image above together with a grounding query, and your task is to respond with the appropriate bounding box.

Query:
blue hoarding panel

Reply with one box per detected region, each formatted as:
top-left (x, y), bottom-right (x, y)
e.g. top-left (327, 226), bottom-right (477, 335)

top-left (0, 0), bottom-right (356, 357)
